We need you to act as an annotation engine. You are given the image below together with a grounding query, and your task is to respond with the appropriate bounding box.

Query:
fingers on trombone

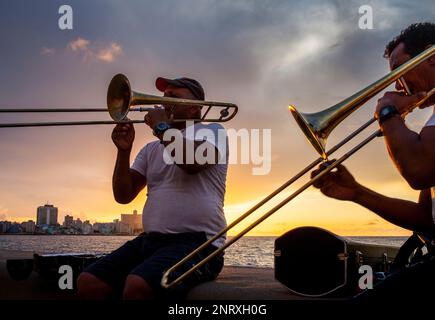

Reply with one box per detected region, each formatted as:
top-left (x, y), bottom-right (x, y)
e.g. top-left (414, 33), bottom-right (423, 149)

top-left (404, 91), bottom-right (427, 110)
top-left (114, 123), bottom-right (132, 134)
top-left (381, 91), bottom-right (406, 99)
top-left (310, 159), bottom-right (336, 188)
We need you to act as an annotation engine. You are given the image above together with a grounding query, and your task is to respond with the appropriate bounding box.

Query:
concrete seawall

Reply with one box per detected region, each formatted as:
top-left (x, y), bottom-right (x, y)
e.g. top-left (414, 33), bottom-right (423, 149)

top-left (0, 249), bottom-right (311, 300)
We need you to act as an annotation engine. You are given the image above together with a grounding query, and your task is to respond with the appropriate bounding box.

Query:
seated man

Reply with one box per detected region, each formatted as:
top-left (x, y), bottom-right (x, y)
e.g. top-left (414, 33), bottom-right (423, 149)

top-left (375, 22), bottom-right (435, 190)
top-left (77, 77), bottom-right (228, 299)
top-left (311, 22), bottom-right (435, 299)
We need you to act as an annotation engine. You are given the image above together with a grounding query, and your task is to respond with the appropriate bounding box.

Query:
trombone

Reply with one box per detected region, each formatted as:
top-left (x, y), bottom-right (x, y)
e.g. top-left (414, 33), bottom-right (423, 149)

top-left (0, 74), bottom-right (238, 128)
top-left (161, 45), bottom-right (435, 289)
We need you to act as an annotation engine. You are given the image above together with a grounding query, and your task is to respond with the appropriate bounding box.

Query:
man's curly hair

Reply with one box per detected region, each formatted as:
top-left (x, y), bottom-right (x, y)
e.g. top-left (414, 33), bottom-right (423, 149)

top-left (384, 22), bottom-right (435, 58)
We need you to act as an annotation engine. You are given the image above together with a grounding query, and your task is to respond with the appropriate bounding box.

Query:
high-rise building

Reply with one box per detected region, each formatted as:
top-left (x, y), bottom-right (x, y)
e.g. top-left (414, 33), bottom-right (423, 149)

top-left (36, 204), bottom-right (58, 226)
top-left (63, 215), bottom-right (74, 228)
top-left (121, 210), bottom-right (142, 234)
top-left (74, 218), bottom-right (83, 230)
top-left (82, 220), bottom-right (93, 234)
top-left (0, 221), bottom-right (11, 233)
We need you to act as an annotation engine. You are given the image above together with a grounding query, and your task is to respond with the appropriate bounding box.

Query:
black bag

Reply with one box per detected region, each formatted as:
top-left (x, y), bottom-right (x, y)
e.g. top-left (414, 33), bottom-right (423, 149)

top-left (274, 226), bottom-right (398, 297)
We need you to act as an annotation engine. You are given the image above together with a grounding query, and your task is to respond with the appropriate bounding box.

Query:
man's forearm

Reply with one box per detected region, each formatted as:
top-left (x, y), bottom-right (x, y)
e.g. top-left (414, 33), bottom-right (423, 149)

top-left (354, 184), bottom-right (430, 233)
top-left (113, 149), bottom-right (134, 203)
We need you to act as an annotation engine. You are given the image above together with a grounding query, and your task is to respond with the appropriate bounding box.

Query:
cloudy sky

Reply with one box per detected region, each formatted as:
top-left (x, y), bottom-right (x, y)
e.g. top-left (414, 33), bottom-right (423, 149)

top-left (0, 0), bottom-right (434, 235)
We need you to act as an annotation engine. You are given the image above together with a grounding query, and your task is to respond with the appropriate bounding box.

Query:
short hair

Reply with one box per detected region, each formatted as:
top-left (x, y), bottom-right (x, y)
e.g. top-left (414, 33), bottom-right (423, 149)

top-left (384, 22), bottom-right (435, 58)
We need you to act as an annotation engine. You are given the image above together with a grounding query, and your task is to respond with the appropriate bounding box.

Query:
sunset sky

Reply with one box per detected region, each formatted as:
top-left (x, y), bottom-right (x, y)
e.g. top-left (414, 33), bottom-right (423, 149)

top-left (1, 0), bottom-right (434, 236)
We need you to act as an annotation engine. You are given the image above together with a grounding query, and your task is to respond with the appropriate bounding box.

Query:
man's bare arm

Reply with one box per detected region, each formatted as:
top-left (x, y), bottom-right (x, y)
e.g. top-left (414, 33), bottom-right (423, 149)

top-left (112, 150), bottom-right (147, 204)
top-left (354, 186), bottom-right (434, 234)
top-left (111, 123), bottom-right (147, 204)
top-left (312, 163), bottom-right (434, 234)
top-left (381, 117), bottom-right (435, 189)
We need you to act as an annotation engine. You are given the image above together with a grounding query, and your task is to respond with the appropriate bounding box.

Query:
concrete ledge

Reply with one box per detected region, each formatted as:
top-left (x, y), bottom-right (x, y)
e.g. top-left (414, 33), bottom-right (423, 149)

top-left (0, 250), bottom-right (310, 300)
top-left (187, 266), bottom-right (305, 300)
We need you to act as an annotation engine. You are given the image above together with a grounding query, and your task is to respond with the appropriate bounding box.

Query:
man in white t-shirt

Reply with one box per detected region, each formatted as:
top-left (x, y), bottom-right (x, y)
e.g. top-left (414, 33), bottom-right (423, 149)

top-left (311, 23), bottom-right (435, 300)
top-left (77, 77), bottom-right (228, 300)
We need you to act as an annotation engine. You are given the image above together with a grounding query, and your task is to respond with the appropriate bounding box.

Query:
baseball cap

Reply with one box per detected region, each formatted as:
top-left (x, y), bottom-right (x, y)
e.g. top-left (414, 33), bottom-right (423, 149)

top-left (155, 77), bottom-right (205, 100)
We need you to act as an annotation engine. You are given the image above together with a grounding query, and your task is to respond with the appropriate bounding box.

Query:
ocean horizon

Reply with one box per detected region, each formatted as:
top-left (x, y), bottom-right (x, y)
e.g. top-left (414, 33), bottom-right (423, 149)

top-left (0, 234), bottom-right (409, 268)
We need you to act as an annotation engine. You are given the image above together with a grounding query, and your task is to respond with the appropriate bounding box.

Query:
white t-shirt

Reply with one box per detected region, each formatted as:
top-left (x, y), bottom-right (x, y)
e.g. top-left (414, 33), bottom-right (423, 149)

top-left (424, 108), bottom-right (435, 223)
top-left (131, 123), bottom-right (228, 247)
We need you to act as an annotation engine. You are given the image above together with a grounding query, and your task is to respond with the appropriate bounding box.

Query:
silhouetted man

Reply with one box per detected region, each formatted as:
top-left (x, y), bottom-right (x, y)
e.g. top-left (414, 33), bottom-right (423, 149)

top-left (312, 22), bottom-right (435, 300)
top-left (78, 77), bottom-right (228, 299)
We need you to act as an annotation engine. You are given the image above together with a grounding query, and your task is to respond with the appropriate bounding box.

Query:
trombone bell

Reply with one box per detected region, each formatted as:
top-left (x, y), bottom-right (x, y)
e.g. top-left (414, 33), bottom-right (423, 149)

top-left (289, 100), bottom-right (358, 159)
top-left (107, 74), bottom-right (132, 121)
top-left (289, 105), bottom-right (328, 159)
top-left (289, 44), bottom-right (435, 158)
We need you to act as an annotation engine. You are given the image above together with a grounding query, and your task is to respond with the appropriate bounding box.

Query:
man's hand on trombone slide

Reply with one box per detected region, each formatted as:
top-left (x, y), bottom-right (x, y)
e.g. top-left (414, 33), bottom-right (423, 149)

top-left (311, 161), bottom-right (362, 202)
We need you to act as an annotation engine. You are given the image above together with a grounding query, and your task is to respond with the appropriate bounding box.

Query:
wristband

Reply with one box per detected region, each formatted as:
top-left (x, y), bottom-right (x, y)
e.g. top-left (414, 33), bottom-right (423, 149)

top-left (378, 105), bottom-right (399, 124)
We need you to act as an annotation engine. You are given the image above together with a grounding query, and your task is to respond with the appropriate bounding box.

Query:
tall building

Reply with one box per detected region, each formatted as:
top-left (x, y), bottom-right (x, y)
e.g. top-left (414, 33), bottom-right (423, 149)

top-left (82, 220), bottom-right (93, 234)
top-left (0, 221), bottom-right (11, 233)
top-left (63, 215), bottom-right (74, 228)
top-left (121, 210), bottom-right (142, 234)
top-left (74, 218), bottom-right (83, 230)
top-left (36, 204), bottom-right (58, 226)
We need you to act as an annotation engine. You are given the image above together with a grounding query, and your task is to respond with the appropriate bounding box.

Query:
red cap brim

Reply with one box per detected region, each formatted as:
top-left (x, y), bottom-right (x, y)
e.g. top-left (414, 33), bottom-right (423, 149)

top-left (155, 77), bottom-right (170, 92)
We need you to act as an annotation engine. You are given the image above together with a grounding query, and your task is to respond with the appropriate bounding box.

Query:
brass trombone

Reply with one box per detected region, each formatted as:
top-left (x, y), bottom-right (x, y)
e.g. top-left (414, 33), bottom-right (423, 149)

top-left (161, 45), bottom-right (435, 289)
top-left (0, 74), bottom-right (238, 128)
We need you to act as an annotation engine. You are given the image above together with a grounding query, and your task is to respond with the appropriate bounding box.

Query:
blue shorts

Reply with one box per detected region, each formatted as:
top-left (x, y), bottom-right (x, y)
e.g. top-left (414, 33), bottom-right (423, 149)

top-left (83, 231), bottom-right (224, 298)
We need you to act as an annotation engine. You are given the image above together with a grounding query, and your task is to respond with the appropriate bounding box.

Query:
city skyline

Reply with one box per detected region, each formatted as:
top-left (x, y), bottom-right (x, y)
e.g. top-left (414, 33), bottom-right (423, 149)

top-left (0, 204), bottom-right (143, 235)
top-left (1, 1), bottom-right (434, 236)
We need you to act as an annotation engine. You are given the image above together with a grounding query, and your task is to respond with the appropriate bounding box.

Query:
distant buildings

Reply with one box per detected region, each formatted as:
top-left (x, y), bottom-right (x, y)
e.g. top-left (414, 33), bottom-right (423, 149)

top-left (61, 215), bottom-right (93, 235)
top-left (37, 204), bottom-right (58, 226)
top-left (21, 220), bottom-right (36, 233)
top-left (81, 221), bottom-right (93, 234)
top-left (0, 220), bottom-right (35, 233)
top-left (92, 222), bottom-right (115, 235)
top-left (0, 221), bottom-right (15, 233)
top-left (63, 215), bottom-right (74, 228)
top-left (121, 210), bottom-right (143, 234)
top-left (0, 207), bottom-right (142, 235)
top-left (0, 221), bottom-right (10, 233)
top-left (113, 219), bottom-right (132, 234)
